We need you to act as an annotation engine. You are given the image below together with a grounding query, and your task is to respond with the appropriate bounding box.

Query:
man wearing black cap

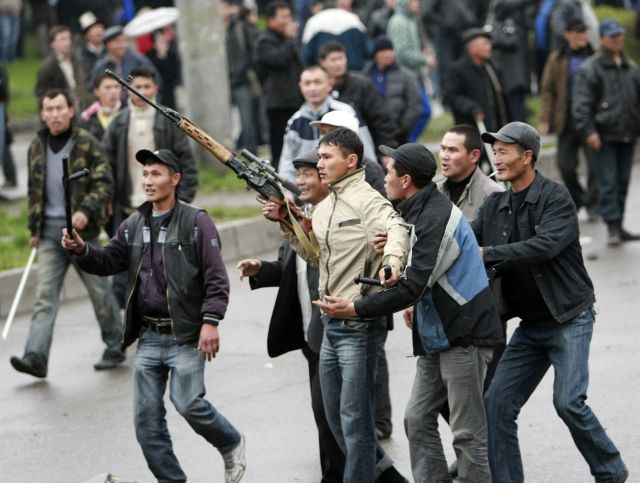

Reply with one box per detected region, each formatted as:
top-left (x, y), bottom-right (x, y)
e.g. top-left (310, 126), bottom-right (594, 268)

top-left (318, 142), bottom-right (503, 483)
top-left (573, 18), bottom-right (640, 245)
top-left (62, 149), bottom-right (246, 483)
top-left (539, 17), bottom-right (596, 220)
top-left (474, 122), bottom-right (628, 483)
top-left (443, 27), bottom-right (510, 132)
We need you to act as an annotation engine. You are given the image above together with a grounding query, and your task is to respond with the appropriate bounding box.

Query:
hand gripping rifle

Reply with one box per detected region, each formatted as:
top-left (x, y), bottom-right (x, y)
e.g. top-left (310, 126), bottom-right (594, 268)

top-left (105, 69), bottom-right (319, 259)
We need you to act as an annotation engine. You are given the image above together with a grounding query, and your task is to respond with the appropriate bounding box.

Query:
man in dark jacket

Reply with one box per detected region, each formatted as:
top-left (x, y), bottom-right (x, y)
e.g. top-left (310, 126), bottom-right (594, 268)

top-left (78, 72), bottom-right (122, 142)
top-left (363, 36), bottom-right (423, 145)
top-left (318, 143), bottom-right (503, 483)
top-left (254, 0), bottom-right (303, 167)
top-left (443, 28), bottom-right (510, 133)
top-left (77, 11), bottom-right (105, 77)
top-left (473, 121), bottom-right (628, 483)
top-left (62, 148), bottom-right (246, 483)
top-left (573, 19), bottom-right (640, 245)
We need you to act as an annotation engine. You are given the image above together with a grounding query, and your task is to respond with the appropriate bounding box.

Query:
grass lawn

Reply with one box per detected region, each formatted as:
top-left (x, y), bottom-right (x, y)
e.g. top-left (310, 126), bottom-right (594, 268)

top-left (6, 35), bottom-right (39, 120)
top-left (0, 205), bottom-right (30, 271)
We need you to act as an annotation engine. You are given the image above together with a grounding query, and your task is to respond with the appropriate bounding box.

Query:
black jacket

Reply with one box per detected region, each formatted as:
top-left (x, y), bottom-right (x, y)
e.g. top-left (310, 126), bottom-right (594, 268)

top-left (472, 172), bottom-right (595, 323)
top-left (249, 241), bottom-right (323, 356)
top-left (254, 28), bottom-right (303, 110)
top-left (333, 71), bottom-right (398, 148)
top-left (573, 48), bottom-right (640, 144)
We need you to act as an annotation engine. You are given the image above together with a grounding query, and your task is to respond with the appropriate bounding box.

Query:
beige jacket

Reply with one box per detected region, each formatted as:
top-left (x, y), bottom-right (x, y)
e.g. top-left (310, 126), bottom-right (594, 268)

top-left (436, 167), bottom-right (504, 221)
top-left (288, 168), bottom-right (409, 307)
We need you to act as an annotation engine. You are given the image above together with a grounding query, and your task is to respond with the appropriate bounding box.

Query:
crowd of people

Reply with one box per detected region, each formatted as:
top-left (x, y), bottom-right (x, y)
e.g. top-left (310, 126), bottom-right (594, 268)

top-left (3, 0), bottom-right (640, 482)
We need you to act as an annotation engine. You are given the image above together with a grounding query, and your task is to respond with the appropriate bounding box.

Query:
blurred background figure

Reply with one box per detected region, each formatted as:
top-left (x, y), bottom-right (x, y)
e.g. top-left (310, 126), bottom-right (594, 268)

top-left (77, 11), bottom-right (105, 78)
top-left (146, 26), bottom-right (181, 109)
top-left (78, 72), bottom-right (123, 141)
top-left (0, 0), bottom-right (22, 63)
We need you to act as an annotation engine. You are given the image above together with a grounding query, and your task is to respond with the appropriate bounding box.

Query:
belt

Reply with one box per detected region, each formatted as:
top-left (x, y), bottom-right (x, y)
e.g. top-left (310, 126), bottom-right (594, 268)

top-left (142, 316), bottom-right (173, 334)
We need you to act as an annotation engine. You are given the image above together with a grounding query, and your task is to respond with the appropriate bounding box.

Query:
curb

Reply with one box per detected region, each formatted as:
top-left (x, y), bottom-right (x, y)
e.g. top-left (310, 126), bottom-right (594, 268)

top-left (0, 216), bottom-right (282, 318)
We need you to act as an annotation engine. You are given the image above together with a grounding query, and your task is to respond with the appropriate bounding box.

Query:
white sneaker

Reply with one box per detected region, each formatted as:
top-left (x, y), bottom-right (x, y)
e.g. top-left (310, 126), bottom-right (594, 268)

top-left (222, 434), bottom-right (246, 483)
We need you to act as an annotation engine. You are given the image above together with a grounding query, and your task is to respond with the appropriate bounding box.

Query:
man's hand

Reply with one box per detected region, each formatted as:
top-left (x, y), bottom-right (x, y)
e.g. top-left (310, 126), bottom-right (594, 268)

top-left (538, 122), bottom-right (549, 135)
top-left (586, 132), bottom-right (601, 151)
top-left (71, 211), bottom-right (89, 231)
top-left (372, 231), bottom-right (388, 254)
top-left (380, 265), bottom-right (401, 288)
top-left (30, 236), bottom-right (39, 249)
top-left (474, 112), bottom-right (485, 123)
top-left (313, 296), bottom-right (356, 318)
top-left (403, 306), bottom-right (414, 329)
top-left (61, 228), bottom-right (86, 255)
top-left (236, 259), bottom-right (262, 281)
top-left (198, 323), bottom-right (220, 362)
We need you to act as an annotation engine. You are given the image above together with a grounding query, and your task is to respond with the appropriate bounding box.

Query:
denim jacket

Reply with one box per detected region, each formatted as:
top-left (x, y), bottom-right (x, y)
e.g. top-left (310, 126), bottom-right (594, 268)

top-left (471, 172), bottom-right (595, 323)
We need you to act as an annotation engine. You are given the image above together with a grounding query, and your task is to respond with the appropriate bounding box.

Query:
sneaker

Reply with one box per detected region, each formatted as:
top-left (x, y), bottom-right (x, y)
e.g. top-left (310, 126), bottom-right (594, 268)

top-left (222, 434), bottom-right (246, 483)
top-left (10, 354), bottom-right (47, 378)
top-left (94, 350), bottom-right (126, 370)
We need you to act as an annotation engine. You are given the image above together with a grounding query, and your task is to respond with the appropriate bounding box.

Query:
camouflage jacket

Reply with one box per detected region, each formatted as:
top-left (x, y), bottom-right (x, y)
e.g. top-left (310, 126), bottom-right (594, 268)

top-left (28, 127), bottom-right (114, 239)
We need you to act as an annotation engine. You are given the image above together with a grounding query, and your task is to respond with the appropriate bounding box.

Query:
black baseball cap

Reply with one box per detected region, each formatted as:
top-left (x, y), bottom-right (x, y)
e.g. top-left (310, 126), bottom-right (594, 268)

top-left (462, 27), bottom-right (492, 45)
top-left (566, 17), bottom-right (587, 32)
top-left (136, 149), bottom-right (183, 174)
top-left (104, 25), bottom-right (124, 44)
top-left (481, 122), bottom-right (541, 161)
top-left (379, 143), bottom-right (437, 185)
top-left (292, 149), bottom-right (319, 169)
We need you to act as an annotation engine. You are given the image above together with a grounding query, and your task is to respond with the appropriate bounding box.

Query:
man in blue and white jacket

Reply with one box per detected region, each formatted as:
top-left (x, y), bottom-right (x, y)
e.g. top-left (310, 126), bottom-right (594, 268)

top-left (317, 143), bottom-right (504, 483)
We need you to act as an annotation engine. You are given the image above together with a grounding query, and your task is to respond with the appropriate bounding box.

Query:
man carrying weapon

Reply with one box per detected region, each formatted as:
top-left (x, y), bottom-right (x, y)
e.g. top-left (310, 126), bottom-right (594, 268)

top-left (9, 88), bottom-right (124, 378)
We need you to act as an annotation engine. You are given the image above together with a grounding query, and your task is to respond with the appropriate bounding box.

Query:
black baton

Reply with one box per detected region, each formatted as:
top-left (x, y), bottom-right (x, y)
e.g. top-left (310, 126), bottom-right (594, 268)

top-left (62, 154), bottom-right (90, 236)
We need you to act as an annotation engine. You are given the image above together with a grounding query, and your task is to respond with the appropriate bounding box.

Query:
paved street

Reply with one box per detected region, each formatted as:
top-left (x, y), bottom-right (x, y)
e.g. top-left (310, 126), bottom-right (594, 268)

top-left (1, 138), bottom-right (639, 481)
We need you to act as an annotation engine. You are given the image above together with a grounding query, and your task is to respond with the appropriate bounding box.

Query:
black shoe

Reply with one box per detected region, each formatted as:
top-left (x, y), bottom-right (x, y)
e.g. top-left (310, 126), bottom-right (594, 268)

top-left (607, 223), bottom-right (622, 246)
top-left (449, 460), bottom-right (459, 478)
top-left (94, 350), bottom-right (126, 370)
top-left (614, 467), bottom-right (629, 483)
top-left (620, 227), bottom-right (640, 242)
top-left (376, 465), bottom-right (409, 483)
top-left (375, 427), bottom-right (391, 440)
top-left (10, 354), bottom-right (47, 378)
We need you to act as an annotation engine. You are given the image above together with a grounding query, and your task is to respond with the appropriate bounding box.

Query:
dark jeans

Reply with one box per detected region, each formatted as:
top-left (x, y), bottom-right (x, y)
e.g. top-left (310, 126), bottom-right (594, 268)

top-left (266, 107), bottom-right (298, 170)
top-left (303, 344), bottom-right (346, 483)
top-left (586, 140), bottom-right (635, 223)
top-left (485, 308), bottom-right (626, 483)
top-left (557, 127), bottom-right (597, 211)
top-left (375, 343), bottom-right (393, 436)
top-left (231, 84), bottom-right (259, 154)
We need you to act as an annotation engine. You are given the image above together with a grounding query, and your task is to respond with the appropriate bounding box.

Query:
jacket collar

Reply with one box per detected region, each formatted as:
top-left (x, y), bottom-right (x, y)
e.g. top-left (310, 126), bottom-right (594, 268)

top-left (497, 171), bottom-right (544, 211)
top-left (137, 199), bottom-right (180, 220)
top-left (397, 182), bottom-right (437, 217)
top-left (329, 167), bottom-right (366, 193)
top-left (599, 48), bottom-right (631, 68)
top-left (37, 125), bottom-right (78, 146)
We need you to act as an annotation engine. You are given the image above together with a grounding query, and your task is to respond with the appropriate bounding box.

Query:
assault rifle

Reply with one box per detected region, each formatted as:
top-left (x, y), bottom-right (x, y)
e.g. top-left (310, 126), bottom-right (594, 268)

top-left (105, 70), bottom-right (318, 258)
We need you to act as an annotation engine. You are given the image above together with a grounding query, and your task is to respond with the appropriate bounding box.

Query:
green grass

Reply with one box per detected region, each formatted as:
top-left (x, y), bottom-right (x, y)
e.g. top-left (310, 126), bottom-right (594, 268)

top-left (196, 162), bottom-right (248, 194)
top-left (6, 35), bottom-right (39, 119)
top-left (594, 6), bottom-right (640, 64)
top-left (0, 204), bottom-right (30, 270)
top-left (203, 205), bottom-right (261, 221)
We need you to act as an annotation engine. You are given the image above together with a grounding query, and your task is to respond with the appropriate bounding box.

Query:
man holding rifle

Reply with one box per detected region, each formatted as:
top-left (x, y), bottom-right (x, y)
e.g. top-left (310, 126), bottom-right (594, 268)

top-left (10, 88), bottom-right (124, 378)
top-left (62, 148), bottom-right (246, 483)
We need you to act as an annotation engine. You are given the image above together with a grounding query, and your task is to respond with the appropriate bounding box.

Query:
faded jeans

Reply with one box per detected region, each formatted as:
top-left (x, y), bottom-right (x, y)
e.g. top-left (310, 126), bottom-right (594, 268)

top-left (134, 328), bottom-right (242, 482)
top-left (405, 346), bottom-right (494, 483)
top-left (24, 233), bottom-right (122, 367)
top-left (485, 308), bottom-right (626, 482)
top-left (319, 318), bottom-right (393, 483)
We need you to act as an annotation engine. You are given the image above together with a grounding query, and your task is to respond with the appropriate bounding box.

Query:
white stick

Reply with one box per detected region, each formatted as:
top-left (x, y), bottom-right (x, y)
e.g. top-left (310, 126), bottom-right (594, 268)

top-left (476, 120), bottom-right (506, 188)
top-left (2, 247), bottom-right (37, 340)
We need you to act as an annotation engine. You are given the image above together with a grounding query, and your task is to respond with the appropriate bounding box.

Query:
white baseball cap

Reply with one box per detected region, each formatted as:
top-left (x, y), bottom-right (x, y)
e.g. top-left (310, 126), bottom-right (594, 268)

top-left (309, 110), bottom-right (359, 133)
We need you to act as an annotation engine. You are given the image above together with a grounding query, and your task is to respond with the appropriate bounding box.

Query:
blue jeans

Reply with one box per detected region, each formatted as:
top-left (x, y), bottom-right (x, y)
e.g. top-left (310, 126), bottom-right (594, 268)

top-left (485, 308), bottom-right (625, 483)
top-left (134, 328), bottom-right (241, 482)
top-left (0, 14), bottom-right (20, 62)
top-left (24, 234), bottom-right (122, 367)
top-left (586, 141), bottom-right (635, 223)
top-left (231, 84), bottom-right (259, 154)
top-left (319, 318), bottom-right (392, 483)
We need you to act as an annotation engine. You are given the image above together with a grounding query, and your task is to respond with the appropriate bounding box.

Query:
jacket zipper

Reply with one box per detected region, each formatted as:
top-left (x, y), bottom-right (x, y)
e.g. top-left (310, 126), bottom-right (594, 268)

top-left (161, 245), bottom-right (175, 335)
top-left (123, 253), bottom-right (144, 344)
top-left (324, 190), bottom-right (337, 296)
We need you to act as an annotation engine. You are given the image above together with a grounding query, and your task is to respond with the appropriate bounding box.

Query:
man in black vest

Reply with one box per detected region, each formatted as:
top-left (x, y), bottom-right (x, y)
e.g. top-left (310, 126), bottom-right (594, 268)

top-left (62, 149), bottom-right (246, 483)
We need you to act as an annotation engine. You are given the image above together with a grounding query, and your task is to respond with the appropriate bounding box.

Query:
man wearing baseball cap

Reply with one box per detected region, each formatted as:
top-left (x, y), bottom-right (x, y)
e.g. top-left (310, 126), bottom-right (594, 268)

top-left (318, 142), bottom-right (503, 482)
top-left (62, 148), bottom-right (247, 483)
top-left (473, 122), bottom-right (628, 482)
top-left (573, 18), bottom-right (640, 245)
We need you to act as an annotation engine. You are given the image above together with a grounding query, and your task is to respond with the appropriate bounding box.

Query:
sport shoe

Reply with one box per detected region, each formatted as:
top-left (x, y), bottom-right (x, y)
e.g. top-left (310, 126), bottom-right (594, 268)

top-left (10, 354), bottom-right (47, 378)
top-left (222, 434), bottom-right (246, 483)
top-left (94, 350), bottom-right (126, 370)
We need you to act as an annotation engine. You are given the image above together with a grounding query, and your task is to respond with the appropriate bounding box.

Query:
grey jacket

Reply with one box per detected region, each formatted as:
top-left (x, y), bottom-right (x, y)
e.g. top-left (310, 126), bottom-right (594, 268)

top-left (436, 167), bottom-right (504, 221)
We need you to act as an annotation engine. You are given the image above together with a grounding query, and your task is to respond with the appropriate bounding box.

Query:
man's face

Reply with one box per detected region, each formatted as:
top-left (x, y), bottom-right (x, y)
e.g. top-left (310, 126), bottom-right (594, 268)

top-left (94, 77), bottom-right (122, 107)
top-left (383, 159), bottom-right (406, 201)
top-left (467, 36), bottom-right (492, 61)
top-left (130, 75), bottom-right (158, 106)
top-left (564, 29), bottom-right (588, 50)
top-left (320, 51), bottom-right (348, 79)
top-left (106, 34), bottom-right (128, 60)
top-left (85, 23), bottom-right (105, 46)
top-left (41, 94), bottom-right (75, 135)
top-left (299, 69), bottom-right (333, 106)
top-left (408, 0), bottom-right (420, 15)
top-left (141, 163), bottom-right (180, 203)
top-left (601, 33), bottom-right (624, 55)
top-left (439, 132), bottom-right (478, 182)
top-left (492, 141), bottom-right (531, 183)
top-left (295, 165), bottom-right (329, 204)
top-left (51, 30), bottom-right (72, 57)
top-left (317, 143), bottom-right (356, 184)
top-left (374, 49), bottom-right (395, 70)
top-left (268, 7), bottom-right (292, 34)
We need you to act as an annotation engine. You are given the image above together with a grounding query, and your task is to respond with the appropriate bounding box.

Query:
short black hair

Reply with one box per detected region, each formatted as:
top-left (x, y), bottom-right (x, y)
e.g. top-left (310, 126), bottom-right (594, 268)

top-left (319, 40), bottom-right (347, 60)
top-left (300, 64), bottom-right (331, 79)
top-left (39, 88), bottom-right (74, 110)
top-left (318, 127), bottom-right (363, 167)
top-left (129, 67), bottom-right (158, 83)
top-left (446, 124), bottom-right (483, 156)
top-left (265, 0), bottom-right (291, 18)
top-left (392, 162), bottom-right (429, 189)
top-left (49, 25), bottom-right (70, 43)
top-left (92, 71), bottom-right (117, 90)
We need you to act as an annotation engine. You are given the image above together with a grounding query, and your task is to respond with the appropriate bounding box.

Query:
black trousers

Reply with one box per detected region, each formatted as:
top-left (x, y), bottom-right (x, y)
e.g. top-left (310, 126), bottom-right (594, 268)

top-left (266, 107), bottom-right (298, 170)
top-left (556, 126), bottom-right (598, 211)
